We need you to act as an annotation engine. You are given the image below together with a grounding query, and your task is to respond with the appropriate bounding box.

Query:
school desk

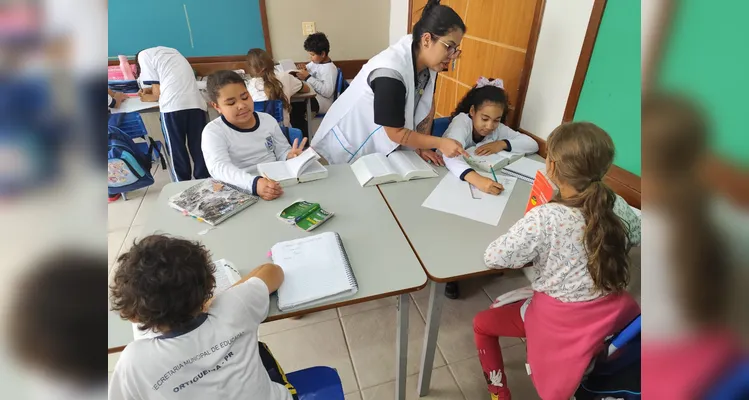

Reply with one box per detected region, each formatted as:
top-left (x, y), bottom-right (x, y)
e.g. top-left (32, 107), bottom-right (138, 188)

top-left (107, 165), bottom-right (427, 400)
top-left (109, 97), bottom-right (160, 114)
top-left (291, 91), bottom-right (317, 137)
top-left (376, 154), bottom-right (544, 396)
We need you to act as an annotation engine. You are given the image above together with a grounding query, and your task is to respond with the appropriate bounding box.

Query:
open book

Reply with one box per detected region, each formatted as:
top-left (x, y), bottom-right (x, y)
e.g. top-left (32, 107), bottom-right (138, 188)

top-left (464, 147), bottom-right (524, 173)
top-left (257, 148), bottom-right (328, 187)
top-left (351, 151), bottom-right (438, 187)
top-left (275, 59), bottom-right (297, 73)
top-left (271, 232), bottom-right (357, 312)
top-left (168, 179), bottom-right (258, 225)
top-left (132, 259), bottom-right (241, 340)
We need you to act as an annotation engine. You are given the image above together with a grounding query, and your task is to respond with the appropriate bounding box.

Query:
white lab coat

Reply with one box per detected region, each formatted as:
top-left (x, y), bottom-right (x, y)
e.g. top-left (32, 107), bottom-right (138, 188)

top-left (310, 35), bottom-right (436, 164)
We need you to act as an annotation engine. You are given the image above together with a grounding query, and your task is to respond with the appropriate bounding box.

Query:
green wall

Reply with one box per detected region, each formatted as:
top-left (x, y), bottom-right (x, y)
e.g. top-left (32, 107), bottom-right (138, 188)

top-left (573, 0), bottom-right (642, 176)
top-left (657, 0), bottom-right (749, 166)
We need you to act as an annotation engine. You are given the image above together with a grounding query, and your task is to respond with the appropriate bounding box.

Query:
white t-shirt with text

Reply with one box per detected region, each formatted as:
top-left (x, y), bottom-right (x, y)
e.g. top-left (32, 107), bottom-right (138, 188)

top-left (108, 278), bottom-right (292, 400)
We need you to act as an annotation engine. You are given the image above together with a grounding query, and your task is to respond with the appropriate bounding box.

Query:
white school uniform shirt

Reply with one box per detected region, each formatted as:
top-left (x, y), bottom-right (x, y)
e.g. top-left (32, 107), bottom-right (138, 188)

top-left (136, 47), bottom-right (207, 113)
top-left (246, 71), bottom-right (304, 127)
top-left (485, 196), bottom-right (642, 303)
top-left (108, 278), bottom-right (292, 400)
top-left (201, 112), bottom-right (291, 193)
top-left (305, 61), bottom-right (338, 113)
top-left (311, 35), bottom-right (436, 164)
top-left (442, 113), bottom-right (540, 179)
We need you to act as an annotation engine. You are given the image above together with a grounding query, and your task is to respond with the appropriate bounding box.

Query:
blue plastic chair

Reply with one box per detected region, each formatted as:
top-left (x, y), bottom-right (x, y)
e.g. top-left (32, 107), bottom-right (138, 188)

top-left (280, 126), bottom-right (304, 146)
top-left (704, 359), bottom-right (749, 399)
top-left (286, 366), bottom-right (345, 399)
top-left (255, 100), bottom-right (284, 123)
top-left (432, 117), bottom-right (450, 137)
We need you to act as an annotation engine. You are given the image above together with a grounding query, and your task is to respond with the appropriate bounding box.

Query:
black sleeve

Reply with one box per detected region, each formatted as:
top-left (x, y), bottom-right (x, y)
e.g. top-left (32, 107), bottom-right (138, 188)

top-left (370, 77), bottom-right (407, 128)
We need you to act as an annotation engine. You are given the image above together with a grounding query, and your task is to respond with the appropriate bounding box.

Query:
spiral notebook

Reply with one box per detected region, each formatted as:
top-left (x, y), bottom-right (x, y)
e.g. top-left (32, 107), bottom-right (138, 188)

top-left (271, 232), bottom-right (358, 312)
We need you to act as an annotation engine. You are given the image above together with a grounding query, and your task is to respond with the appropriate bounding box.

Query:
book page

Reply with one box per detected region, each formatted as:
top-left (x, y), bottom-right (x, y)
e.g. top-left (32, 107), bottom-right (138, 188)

top-left (388, 151), bottom-right (436, 180)
top-left (286, 148), bottom-right (320, 177)
top-left (258, 161), bottom-right (296, 182)
top-left (213, 259), bottom-right (241, 295)
top-left (271, 232), bottom-right (353, 310)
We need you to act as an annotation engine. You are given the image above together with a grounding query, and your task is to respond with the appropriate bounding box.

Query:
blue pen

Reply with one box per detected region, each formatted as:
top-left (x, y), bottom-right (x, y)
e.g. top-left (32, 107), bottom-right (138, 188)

top-left (490, 166), bottom-right (498, 183)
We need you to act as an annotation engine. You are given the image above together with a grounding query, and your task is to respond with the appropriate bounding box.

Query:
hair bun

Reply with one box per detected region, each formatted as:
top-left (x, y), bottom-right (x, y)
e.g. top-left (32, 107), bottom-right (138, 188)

top-left (423, 0), bottom-right (442, 16)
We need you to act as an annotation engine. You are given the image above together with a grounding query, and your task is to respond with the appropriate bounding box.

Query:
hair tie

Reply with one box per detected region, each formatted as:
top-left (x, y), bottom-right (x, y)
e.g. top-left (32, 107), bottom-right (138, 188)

top-left (591, 177), bottom-right (602, 183)
top-left (476, 77), bottom-right (504, 89)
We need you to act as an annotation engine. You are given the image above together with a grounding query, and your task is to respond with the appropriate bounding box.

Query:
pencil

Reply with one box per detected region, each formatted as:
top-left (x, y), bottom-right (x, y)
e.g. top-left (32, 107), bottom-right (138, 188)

top-left (262, 173), bottom-right (277, 184)
top-left (490, 166), bottom-right (498, 183)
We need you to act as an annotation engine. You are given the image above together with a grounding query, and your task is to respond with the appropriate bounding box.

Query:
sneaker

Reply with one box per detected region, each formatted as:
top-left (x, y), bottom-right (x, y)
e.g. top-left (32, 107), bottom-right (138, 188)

top-left (444, 281), bottom-right (460, 299)
top-left (490, 390), bottom-right (511, 400)
top-left (108, 193), bottom-right (121, 203)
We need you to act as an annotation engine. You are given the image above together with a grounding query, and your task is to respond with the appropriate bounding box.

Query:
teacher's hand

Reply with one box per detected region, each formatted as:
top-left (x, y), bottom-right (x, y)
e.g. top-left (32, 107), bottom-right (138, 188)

top-left (416, 149), bottom-right (444, 166)
top-left (438, 138), bottom-right (470, 158)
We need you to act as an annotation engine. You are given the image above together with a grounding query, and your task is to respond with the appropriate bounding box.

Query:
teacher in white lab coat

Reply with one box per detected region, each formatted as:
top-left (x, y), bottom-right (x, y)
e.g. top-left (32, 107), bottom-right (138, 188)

top-left (310, 0), bottom-right (468, 165)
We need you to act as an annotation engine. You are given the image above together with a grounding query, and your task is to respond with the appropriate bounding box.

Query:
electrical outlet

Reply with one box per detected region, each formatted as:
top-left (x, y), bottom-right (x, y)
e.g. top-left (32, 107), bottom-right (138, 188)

top-left (302, 22), bottom-right (316, 36)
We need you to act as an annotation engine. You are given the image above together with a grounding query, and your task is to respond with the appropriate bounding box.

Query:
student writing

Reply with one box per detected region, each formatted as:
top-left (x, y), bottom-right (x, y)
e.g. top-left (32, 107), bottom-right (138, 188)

top-left (246, 48), bottom-right (309, 128)
top-left (109, 235), bottom-right (298, 400)
top-left (201, 70), bottom-right (306, 201)
top-left (442, 77), bottom-right (539, 195)
top-left (135, 46), bottom-right (210, 181)
top-left (473, 122), bottom-right (641, 400)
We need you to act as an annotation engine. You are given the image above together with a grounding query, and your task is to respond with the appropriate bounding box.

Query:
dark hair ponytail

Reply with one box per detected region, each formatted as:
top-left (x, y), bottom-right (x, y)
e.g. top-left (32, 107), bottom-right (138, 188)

top-left (450, 81), bottom-right (509, 123)
top-left (412, 0), bottom-right (466, 53)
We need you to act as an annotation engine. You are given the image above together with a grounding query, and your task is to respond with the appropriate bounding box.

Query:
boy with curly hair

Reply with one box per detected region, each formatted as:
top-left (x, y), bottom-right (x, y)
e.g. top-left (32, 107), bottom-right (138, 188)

top-left (108, 234), bottom-right (297, 400)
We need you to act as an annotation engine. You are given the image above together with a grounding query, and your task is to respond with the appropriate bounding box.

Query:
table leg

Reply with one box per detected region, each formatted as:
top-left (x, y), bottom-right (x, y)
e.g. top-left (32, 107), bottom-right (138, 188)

top-left (305, 98), bottom-right (314, 139)
top-left (395, 293), bottom-right (410, 400)
top-left (417, 281), bottom-right (445, 397)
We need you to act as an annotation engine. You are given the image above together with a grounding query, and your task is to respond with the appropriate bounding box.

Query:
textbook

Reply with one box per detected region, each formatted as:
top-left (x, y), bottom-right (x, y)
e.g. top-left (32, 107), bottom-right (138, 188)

top-left (525, 170), bottom-right (558, 213)
top-left (271, 232), bottom-right (358, 312)
top-left (257, 148), bottom-right (328, 187)
top-left (277, 200), bottom-right (334, 232)
top-left (132, 259), bottom-right (241, 340)
top-left (351, 150), bottom-right (438, 187)
top-left (168, 179), bottom-right (258, 226)
top-left (464, 147), bottom-right (524, 173)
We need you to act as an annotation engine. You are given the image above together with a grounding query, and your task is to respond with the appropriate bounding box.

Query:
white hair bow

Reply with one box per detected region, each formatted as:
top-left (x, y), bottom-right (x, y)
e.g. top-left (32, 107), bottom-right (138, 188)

top-left (476, 77), bottom-right (504, 89)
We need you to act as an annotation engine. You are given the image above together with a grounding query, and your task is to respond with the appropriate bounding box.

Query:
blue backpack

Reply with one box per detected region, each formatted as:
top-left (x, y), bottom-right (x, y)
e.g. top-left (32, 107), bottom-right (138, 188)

top-left (108, 127), bottom-right (159, 195)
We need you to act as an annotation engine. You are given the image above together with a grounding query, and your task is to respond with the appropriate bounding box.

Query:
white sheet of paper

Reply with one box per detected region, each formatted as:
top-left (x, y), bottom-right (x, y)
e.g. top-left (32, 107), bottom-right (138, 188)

top-left (109, 97), bottom-right (160, 114)
top-left (422, 173), bottom-right (517, 226)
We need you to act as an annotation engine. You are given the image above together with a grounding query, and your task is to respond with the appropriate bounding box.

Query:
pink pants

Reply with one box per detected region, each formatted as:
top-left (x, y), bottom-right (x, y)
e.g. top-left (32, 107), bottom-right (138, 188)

top-left (473, 301), bottom-right (526, 399)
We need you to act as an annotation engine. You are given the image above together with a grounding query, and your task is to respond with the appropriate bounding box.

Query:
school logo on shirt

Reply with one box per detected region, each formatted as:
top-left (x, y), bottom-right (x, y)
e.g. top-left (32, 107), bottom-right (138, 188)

top-left (265, 136), bottom-right (274, 152)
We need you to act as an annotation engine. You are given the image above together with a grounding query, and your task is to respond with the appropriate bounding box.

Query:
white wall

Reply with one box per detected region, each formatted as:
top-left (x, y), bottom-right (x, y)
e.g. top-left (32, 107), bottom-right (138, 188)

top-left (389, 0), bottom-right (409, 45)
top-left (519, 0), bottom-right (594, 139)
top-left (266, 0), bottom-right (390, 61)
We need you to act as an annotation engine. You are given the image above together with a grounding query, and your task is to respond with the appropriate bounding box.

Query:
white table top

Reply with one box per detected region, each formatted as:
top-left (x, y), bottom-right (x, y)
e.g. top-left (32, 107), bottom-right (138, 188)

top-left (109, 97), bottom-right (160, 114)
top-left (377, 155), bottom-right (544, 281)
top-left (109, 165), bottom-right (427, 351)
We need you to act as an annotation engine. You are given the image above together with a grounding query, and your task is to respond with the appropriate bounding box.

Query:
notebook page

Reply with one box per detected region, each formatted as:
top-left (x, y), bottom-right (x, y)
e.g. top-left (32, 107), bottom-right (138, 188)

top-left (272, 232), bottom-right (352, 309)
top-left (286, 148), bottom-right (320, 177)
top-left (214, 259), bottom-right (241, 295)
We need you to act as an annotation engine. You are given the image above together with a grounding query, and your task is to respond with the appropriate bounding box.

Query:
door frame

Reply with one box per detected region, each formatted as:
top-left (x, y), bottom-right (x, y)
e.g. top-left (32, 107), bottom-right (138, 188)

top-left (407, 0), bottom-right (546, 130)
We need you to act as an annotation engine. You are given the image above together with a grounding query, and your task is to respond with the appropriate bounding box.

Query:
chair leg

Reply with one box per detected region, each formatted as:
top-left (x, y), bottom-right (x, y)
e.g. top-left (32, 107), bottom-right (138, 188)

top-left (122, 192), bottom-right (128, 201)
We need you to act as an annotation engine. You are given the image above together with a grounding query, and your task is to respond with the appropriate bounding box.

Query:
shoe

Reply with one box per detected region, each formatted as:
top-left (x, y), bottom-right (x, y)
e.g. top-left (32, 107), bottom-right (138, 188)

top-left (108, 193), bottom-right (121, 203)
top-left (444, 282), bottom-right (460, 299)
top-left (490, 390), bottom-right (511, 400)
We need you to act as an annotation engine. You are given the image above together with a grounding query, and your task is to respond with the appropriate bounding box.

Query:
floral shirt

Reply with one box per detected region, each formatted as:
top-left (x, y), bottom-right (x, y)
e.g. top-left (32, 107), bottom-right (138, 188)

top-left (484, 195), bottom-right (641, 302)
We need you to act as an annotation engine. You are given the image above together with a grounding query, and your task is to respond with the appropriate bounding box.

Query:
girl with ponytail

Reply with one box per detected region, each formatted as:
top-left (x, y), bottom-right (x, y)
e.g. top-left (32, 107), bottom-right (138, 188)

top-left (473, 122), bottom-right (642, 399)
top-left (246, 48), bottom-right (311, 128)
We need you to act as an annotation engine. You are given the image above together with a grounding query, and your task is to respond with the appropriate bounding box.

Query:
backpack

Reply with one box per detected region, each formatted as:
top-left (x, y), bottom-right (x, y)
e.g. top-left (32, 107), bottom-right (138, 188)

top-left (108, 127), bottom-right (161, 195)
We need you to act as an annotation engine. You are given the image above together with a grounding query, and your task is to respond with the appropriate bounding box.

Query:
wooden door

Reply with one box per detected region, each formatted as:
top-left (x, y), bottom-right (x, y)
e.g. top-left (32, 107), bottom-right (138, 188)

top-left (410, 0), bottom-right (544, 129)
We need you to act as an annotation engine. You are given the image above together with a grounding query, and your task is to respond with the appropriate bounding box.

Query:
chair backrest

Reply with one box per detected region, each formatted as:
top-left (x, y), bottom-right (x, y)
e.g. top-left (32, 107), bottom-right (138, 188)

top-left (432, 117), bottom-right (450, 137)
top-left (704, 359), bottom-right (749, 400)
top-left (254, 100), bottom-right (284, 123)
top-left (334, 68), bottom-right (345, 100)
top-left (279, 126), bottom-right (304, 146)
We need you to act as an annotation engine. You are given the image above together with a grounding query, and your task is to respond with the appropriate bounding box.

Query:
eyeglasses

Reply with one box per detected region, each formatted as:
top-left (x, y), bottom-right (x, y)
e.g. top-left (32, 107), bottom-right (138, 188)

top-left (437, 39), bottom-right (462, 59)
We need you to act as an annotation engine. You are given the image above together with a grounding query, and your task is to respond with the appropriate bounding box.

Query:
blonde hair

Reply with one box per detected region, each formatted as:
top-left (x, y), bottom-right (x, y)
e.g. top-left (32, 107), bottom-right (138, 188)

top-left (547, 122), bottom-right (630, 293)
top-left (246, 48), bottom-right (291, 111)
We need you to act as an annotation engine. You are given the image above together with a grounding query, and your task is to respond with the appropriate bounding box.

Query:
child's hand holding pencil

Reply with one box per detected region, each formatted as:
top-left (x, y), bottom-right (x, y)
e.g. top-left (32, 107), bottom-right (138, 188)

top-left (257, 173), bottom-right (284, 201)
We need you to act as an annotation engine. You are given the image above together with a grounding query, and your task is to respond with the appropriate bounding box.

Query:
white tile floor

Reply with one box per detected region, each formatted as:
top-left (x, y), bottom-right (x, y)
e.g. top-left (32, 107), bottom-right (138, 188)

top-left (107, 114), bottom-right (541, 399)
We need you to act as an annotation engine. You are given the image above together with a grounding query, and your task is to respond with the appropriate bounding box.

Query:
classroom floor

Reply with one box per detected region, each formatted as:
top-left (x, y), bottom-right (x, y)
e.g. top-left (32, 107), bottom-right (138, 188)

top-left (107, 114), bottom-right (541, 399)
